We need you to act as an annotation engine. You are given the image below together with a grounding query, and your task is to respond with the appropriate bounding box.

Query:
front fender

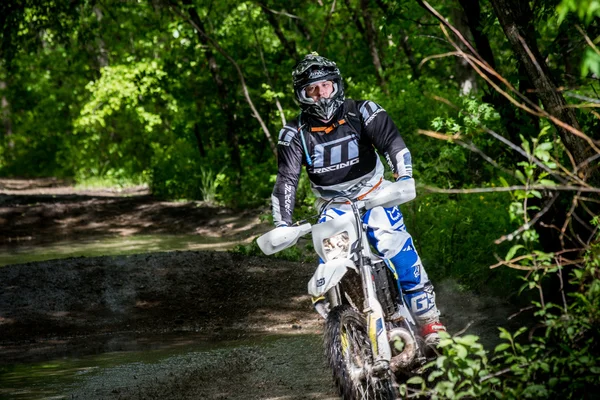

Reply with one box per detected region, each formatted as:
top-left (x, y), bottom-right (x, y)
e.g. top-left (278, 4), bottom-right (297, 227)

top-left (307, 258), bottom-right (357, 297)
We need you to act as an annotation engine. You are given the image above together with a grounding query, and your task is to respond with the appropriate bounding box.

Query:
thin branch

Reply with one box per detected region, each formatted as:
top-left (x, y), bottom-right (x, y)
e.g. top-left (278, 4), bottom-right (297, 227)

top-left (491, 253), bottom-right (538, 270)
top-left (493, 194), bottom-right (558, 244)
top-left (576, 152), bottom-right (600, 174)
top-left (417, 129), bottom-right (462, 141)
top-left (421, 17), bottom-right (600, 157)
top-left (480, 364), bottom-right (529, 383)
top-left (576, 25), bottom-right (600, 56)
top-left (252, 26), bottom-right (286, 127)
top-left (260, 6), bottom-right (302, 20)
top-left (416, 0), bottom-right (484, 64)
top-left (560, 191), bottom-right (580, 248)
top-left (420, 185), bottom-right (600, 195)
top-left (166, 1), bottom-right (277, 158)
top-left (508, 305), bottom-right (535, 320)
top-left (586, 225), bottom-right (599, 246)
top-left (491, 257), bottom-right (581, 271)
top-left (418, 129), bottom-right (517, 177)
top-left (556, 258), bottom-right (569, 314)
top-left (456, 139), bottom-right (517, 177)
top-left (453, 321), bottom-right (474, 336)
top-left (579, 195), bottom-right (600, 204)
top-left (429, 93), bottom-right (592, 187)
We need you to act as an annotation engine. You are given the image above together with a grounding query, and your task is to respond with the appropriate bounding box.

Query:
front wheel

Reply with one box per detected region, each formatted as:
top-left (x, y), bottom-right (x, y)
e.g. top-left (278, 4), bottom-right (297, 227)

top-left (324, 305), bottom-right (397, 400)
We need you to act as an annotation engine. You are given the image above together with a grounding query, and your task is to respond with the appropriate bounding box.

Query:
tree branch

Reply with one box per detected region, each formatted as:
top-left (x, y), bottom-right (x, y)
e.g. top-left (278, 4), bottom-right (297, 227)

top-left (165, 0), bottom-right (277, 158)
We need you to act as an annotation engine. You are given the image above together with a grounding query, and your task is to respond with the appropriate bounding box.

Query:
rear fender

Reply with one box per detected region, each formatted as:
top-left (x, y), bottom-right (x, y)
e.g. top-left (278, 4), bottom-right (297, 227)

top-left (307, 258), bottom-right (357, 297)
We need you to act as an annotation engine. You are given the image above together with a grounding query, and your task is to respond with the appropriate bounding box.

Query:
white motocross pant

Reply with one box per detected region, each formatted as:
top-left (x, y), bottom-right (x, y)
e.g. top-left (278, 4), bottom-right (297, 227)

top-left (318, 202), bottom-right (441, 325)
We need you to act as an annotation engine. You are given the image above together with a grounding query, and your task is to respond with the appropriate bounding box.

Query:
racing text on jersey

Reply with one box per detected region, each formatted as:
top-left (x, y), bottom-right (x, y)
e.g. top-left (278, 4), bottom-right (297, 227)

top-left (313, 158), bottom-right (360, 174)
top-left (312, 136), bottom-right (359, 174)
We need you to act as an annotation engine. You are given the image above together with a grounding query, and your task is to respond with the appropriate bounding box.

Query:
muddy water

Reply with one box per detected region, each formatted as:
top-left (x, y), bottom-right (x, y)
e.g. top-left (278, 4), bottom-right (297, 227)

top-left (0, 333), bottom-right (337, 400)
top-left (0, 234), bottom-right (250, 267)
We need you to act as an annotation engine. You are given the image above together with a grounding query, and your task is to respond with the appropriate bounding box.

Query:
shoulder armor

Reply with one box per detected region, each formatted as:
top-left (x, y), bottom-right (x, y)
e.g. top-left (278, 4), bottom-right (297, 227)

top-left (278, 123), bottom-right (299, 147)
top-left (358, 100), bottom-right (385, 127)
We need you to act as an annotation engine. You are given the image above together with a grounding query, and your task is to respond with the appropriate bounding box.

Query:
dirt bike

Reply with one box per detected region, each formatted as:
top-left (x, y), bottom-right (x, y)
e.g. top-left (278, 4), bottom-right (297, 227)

top-left (257, 178), bottom-right (436, 399)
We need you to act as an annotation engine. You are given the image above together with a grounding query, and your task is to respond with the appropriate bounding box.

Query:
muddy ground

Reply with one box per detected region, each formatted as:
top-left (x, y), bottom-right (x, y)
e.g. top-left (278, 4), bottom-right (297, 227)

top-left (0, 178), bottom-right (518, 399)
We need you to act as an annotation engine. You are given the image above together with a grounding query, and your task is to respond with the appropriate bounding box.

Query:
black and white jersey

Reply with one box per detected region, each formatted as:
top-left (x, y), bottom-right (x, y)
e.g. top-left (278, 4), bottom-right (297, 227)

top-left (272, 99), bottom-right (412, 226)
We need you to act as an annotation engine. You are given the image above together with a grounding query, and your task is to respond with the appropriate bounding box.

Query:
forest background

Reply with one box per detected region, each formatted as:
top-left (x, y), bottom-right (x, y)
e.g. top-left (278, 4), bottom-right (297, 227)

top-left (0, 0), bottom-right (599, 397)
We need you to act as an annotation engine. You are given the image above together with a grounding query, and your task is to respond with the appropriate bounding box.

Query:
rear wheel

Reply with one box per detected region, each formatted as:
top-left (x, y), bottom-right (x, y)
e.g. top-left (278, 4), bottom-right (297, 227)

top-left (324, 305), bottom-right (397, 399)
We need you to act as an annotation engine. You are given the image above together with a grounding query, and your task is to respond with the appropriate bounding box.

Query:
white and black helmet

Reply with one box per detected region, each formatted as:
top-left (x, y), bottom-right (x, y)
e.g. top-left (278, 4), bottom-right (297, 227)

top-left (292, 53), bottom-right (344, 121)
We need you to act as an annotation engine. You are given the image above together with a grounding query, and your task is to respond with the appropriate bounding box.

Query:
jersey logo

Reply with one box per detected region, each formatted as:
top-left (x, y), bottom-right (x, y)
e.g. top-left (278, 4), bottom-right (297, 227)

top-left (360, 101), bottom-right (384, 127)
top-left (385, 207), bottom-right (401, 222)
top-left (312, 136), bottom-right (359, 174)
top-left (278, 127), bottom-right (297, 146)
top-left (309, 69), bottom-right (328, 79)
top-left (284, 183), bottom-right (293, 215)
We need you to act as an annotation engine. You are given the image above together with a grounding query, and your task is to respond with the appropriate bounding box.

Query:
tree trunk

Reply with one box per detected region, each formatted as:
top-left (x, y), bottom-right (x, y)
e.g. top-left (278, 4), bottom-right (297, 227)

top-left (93, 6), bottom-right (109, 69)
top-left (490, 0), bottom-right (598, 261)
top-left (359, 0), bottom-right (387, 92)
top-left (450, 3), bottom-right (477, 95)
top-left (0, 80), bottom-right (13, 148)
top-left (490, 0), bottom-right (593, 177)
top-left (193, 122), bottom-right (206, 158)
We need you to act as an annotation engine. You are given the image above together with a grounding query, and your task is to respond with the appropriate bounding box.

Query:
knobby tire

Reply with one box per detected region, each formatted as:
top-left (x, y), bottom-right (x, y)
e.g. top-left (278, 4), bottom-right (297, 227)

top-left (324, 304), bottom-right (397, 400)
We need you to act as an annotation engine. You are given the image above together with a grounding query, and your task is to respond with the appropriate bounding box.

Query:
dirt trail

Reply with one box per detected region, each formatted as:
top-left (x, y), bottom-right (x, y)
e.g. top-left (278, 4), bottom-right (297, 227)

top-left (0, 178), bottom-right (518, 399)
top-left (0, 178), bottom-right (264, 246)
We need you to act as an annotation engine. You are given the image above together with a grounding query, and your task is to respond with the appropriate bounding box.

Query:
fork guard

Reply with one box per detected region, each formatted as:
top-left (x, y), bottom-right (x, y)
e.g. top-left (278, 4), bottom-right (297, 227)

top-left (307, 258), bottom-right (358, 297)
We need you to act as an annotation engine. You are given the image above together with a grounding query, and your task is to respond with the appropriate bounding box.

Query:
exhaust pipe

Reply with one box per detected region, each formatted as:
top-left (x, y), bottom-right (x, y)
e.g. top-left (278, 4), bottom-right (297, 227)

top-left (388, 327), bottom-right (416, 371)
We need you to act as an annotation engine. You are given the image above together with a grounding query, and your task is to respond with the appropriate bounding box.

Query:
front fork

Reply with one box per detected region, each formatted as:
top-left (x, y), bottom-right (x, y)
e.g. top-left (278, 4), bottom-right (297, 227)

top-left (359, 260), bottom-right (392, 371)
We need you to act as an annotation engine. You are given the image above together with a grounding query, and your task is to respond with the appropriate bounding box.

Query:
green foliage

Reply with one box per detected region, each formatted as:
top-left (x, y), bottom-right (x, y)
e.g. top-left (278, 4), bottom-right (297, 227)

top-left (557, 0), bottom-right (600, 25)
top-left (199, 166), bottom-right (225, 203)
top-left (420, 97), bottom-right (504, 189)
top-left (557, 0), bottom-right (600, 77)
top-left (411, 249), bottom-right (600, 399)
top-left (0, 0), bottom-right (597, 305)
top-left (405, 191), bottom-right (519, 293)
top-left (581, 48), bottom-right (600, 77)
top-left (149, 138), bottom-right (204, 200)
top-left (401, 332), bottom-right (492, 399)
top-left (72, 61), bottom-right (177, 182)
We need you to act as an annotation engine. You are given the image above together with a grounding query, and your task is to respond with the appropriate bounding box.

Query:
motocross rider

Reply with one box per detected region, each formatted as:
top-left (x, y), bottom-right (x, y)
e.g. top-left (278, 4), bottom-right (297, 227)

top-left (271, 53), bottom-right (446, 344)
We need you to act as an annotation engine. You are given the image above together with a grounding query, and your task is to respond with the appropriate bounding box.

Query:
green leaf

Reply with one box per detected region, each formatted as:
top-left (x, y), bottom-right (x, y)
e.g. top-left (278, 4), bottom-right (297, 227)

top-left (582, 49), bottom-right (600, 77)
top-left (505, 245), bottom-right (525, 261)
top-left (513, 326), bottom-right (528, 338)
top-left (538, 179), bottom-right (556, 186)
top-left (456, 344), bottom-right (468, 359)
top-left (494, 343), bottom-right (511, 352)
top-left (498, 327), bottom-right (512, 340)
top-left (407, 376), bottom-right (424, 385)
top-left (530, 190), bottom-right (542, 199)
top-left (515, 170), bottom-right (526, 184)
top-left (428, 370), bottom-right (444, 381)
top-left (454, 335), bottom-right (480, 347)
